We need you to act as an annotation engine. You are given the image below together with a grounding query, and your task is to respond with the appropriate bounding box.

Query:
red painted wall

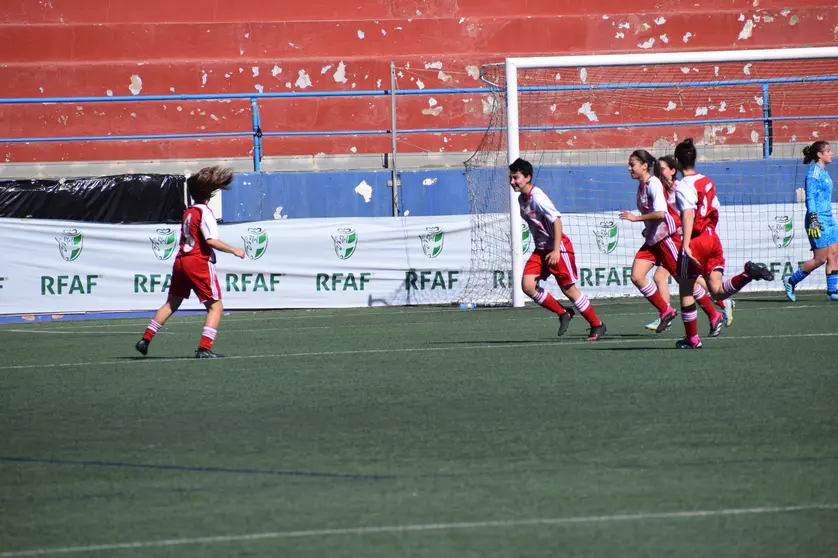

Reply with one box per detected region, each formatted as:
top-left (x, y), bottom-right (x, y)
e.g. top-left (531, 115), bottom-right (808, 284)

top-left (1, 0), bottom-right (836, 164)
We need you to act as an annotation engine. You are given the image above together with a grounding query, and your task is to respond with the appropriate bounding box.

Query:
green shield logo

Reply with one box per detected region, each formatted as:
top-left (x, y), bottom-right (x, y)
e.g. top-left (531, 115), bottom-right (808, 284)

top-left (150, 228), bottom-right (177, 260)
top-left (593, 221), bottom-right (619, 254)
top-left (55, 229), bottom-right (83, 261)
top-left (419, 226), bottom-right (444, 258)
top-left (242, 227), bottom-right (269, 260)
top-left (332, 228), bottom-right (358, 260)
top-left (521, 222), bottom-right (532, 254)
top-left (768, 216), bottom-right (794, 248)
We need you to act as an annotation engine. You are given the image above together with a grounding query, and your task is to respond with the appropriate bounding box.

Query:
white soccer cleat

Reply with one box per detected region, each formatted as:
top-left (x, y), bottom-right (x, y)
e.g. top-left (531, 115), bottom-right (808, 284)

top-left (645, 317), bottom-right (661, 331)
top-left (722, 299), bottom-right (735, 327)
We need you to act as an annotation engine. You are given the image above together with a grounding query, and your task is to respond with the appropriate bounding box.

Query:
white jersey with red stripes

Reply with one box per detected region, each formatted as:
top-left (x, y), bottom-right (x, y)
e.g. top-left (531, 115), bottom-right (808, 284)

top-left (636, 175), bottom-right (679, 245)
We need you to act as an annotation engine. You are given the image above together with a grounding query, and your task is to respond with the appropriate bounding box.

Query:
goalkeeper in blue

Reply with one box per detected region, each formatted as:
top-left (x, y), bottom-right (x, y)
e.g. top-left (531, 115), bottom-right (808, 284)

top-left (783, 141), bottom-right (838, 301)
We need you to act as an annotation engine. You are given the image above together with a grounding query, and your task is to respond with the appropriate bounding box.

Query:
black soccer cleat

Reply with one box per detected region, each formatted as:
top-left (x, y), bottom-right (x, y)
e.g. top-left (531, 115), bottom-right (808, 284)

top-left (708, 312), bottom-right (725, 338)
top-left (744, 261), bottom-right (774, 281)
top-left (557, 306), bottom-right (575, 337)
top-left (656, 307), bottom-right (678, 334)
top-left (675, 337), bottom-right (703, 349)
top-left (135, 338), bottom-right (149, 356)
top-left (195, 348), bottom-right (224, 359)
top-left (587, 323), bottom-right (607, 341)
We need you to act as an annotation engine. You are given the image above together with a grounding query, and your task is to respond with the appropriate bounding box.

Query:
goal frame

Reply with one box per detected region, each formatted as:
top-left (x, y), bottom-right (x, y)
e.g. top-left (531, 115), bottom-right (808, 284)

top-left (503, 46), bottom-right (838, 307)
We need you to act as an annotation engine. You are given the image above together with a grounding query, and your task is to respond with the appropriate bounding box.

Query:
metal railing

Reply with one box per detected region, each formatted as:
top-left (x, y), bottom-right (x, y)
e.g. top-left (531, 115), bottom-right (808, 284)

top-left (2, 73), bottom-right (836, 171)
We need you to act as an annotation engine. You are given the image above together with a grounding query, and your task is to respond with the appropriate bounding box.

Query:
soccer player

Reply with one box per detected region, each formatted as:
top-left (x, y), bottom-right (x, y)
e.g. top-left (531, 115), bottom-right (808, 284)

top-left (782, 141), bottom-right (837, 301)
top-left (672, 138), bottom-right (774, 349)
top-left (635, 155), bottom-right (735, 337)
top-left (510, 158), bottom-right (606, 341)
top-left (624, 154), bottom-right (732, 333)
top-left (135, 166), bottom-right (245, 358)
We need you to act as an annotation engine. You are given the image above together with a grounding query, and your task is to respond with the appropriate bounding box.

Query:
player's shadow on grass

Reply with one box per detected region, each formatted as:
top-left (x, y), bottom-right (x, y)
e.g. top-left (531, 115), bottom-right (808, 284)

top-left (117, 356), bottom-right (195, 361)
top-left (590, 346), bottom-right (672, 351)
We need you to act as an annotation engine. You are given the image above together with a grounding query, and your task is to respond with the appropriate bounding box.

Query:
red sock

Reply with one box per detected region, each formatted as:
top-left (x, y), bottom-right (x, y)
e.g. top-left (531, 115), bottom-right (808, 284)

top-left (693, 285), bottom-right (721, 319)
top-left (638, 280), bottom-right (671, 315)
top-left (532, 288), bottom-right (566, 316)
top-left (198, 326), bottom-right (217, 350)
top-left (681, 304), bottom-right (699, 339)
top-left (724, 273), bottom-right (750, 294)
top-left (573, 294), bottom-right (602, 326)
top-left (143, 319), bottom-right (162, 342)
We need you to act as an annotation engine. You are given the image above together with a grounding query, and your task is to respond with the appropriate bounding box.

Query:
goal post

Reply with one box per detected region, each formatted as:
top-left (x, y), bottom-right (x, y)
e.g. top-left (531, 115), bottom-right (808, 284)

top-left (464, 46), bottom-right (838, 308)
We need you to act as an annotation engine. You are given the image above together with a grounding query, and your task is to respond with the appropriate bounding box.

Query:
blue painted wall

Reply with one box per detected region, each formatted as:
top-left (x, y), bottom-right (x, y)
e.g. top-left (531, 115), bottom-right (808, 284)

top-left (223, 160), bottom-right (835, 222)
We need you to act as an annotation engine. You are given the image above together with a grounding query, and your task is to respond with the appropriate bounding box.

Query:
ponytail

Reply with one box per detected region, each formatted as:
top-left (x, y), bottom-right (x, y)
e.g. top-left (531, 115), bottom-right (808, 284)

top-left (803, 141), bottom-right (829, 165)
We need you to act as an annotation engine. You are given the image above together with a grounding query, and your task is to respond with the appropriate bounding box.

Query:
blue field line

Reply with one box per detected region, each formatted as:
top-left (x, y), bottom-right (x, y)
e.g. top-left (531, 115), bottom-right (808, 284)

top-left (0, 456), bottom-right (393, 481)
top-left (0, 311), bottom-right (204, 324)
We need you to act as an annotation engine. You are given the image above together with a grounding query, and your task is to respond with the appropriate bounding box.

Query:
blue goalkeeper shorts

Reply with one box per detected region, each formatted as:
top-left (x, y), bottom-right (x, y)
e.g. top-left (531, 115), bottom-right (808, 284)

top-left (808, 214), bottom-right (838, 250)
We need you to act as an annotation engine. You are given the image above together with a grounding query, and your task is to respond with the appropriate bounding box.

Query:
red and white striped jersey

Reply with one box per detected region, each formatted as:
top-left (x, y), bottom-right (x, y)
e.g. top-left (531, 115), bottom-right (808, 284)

top-left (675, 173), bottom-right (720, 236)
top-left (176, 204), bottom-right (219, 262)
top-left (636, 175), bottom-right (679, 245)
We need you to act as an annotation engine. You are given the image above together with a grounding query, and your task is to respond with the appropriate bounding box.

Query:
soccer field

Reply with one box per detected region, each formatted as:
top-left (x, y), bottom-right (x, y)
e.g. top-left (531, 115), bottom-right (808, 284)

top-left (1, 295), bottom-right (837, 557)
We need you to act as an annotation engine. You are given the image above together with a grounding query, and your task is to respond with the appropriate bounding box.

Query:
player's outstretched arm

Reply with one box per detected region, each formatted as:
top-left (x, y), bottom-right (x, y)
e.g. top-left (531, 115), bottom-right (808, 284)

top-left (207, 238), bottom-right (245, 259)
top-left (619, 209), bottom-right (666, 222)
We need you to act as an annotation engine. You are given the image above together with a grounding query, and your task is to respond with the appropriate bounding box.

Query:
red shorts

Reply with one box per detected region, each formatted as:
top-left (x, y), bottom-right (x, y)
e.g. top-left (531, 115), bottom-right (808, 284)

top-left (635, 234), bottom-right (682, 276)
top-left (169, 256), bottom-right (222, 303)
top-left (677, 230), bottom-right (726, 278)
top-left (524, 237), bottom-right (578, 287)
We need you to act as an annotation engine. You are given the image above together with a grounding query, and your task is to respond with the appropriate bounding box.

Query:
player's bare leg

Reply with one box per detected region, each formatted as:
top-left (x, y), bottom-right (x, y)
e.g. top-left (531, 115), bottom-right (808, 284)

top-left (675, 277), bottom-right (702, 349)
top-left (135, 296), bottom-right (183, 355)
top-left (560, 284), bottom-right (606, 341)
top-left (691, 276), bottom-right (725, 337)
top-left (195, 299), bottom-right (224, 358)
top-left (521, 274), bottom-right (574, 336)
top-left (697, 275), bottom-right (733, 328)
top-left (704, 263), bottom-right (774, 304)
top-left (631, 259), bottom-right (675, 333)
top-left (646, 266), bottom-right (672, 331)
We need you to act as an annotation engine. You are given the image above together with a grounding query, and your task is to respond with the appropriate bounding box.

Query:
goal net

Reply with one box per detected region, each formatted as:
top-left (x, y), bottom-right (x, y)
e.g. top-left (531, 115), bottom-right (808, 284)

top-left (462, 48), bottom-right (838, 307)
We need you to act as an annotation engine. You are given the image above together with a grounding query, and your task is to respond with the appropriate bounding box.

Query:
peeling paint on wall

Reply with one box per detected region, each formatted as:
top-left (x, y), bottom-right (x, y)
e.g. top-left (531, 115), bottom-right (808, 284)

top-left (333, 62), bottom-right (348, 84)
top-left (577, 103), bottom-right (598, 122)
top-left (354, 180), bottom-right (372, 202)
top-left (738, 19), bottom-right (755, 40)
top-left (129, 75), bottom-right (143, 95)
top-left (295, 70), bottom-right (312, 89)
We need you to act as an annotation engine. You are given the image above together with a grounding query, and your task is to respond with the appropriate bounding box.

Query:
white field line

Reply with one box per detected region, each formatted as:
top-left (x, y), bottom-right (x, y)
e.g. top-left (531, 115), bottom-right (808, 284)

top-left (1, 503), bottom-right (836, 557)
top-left (0, 331), bottom-right (835, 372)
top-left (2, 330), bottom-right (169, 335)
top-left (0, 304), bottom-right (822, 335)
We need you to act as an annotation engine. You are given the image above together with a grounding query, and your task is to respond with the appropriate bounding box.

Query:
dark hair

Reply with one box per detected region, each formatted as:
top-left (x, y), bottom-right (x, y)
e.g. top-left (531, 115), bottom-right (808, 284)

top-left (657, 155), bottom-right (679, 190)
top-left (674, 138), bottom-right (697, 171)
top-left (509, 158), bottom-right (533, 178)
top-left (187, 165), bottom-right (234, 203)
top-left (629, 149), bottom-right (657, 178)
top-left (803, 141), bottom-right (829, 165)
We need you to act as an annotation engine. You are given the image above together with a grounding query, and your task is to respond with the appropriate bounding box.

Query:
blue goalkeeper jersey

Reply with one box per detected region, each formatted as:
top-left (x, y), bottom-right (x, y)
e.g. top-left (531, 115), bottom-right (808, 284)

top-left (805, 164), bottom-right (834, 219)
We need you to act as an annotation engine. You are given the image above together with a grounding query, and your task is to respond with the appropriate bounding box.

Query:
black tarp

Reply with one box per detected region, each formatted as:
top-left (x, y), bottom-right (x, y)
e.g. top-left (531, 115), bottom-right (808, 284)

top-left (0, 174), bottom-right (186, 223)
